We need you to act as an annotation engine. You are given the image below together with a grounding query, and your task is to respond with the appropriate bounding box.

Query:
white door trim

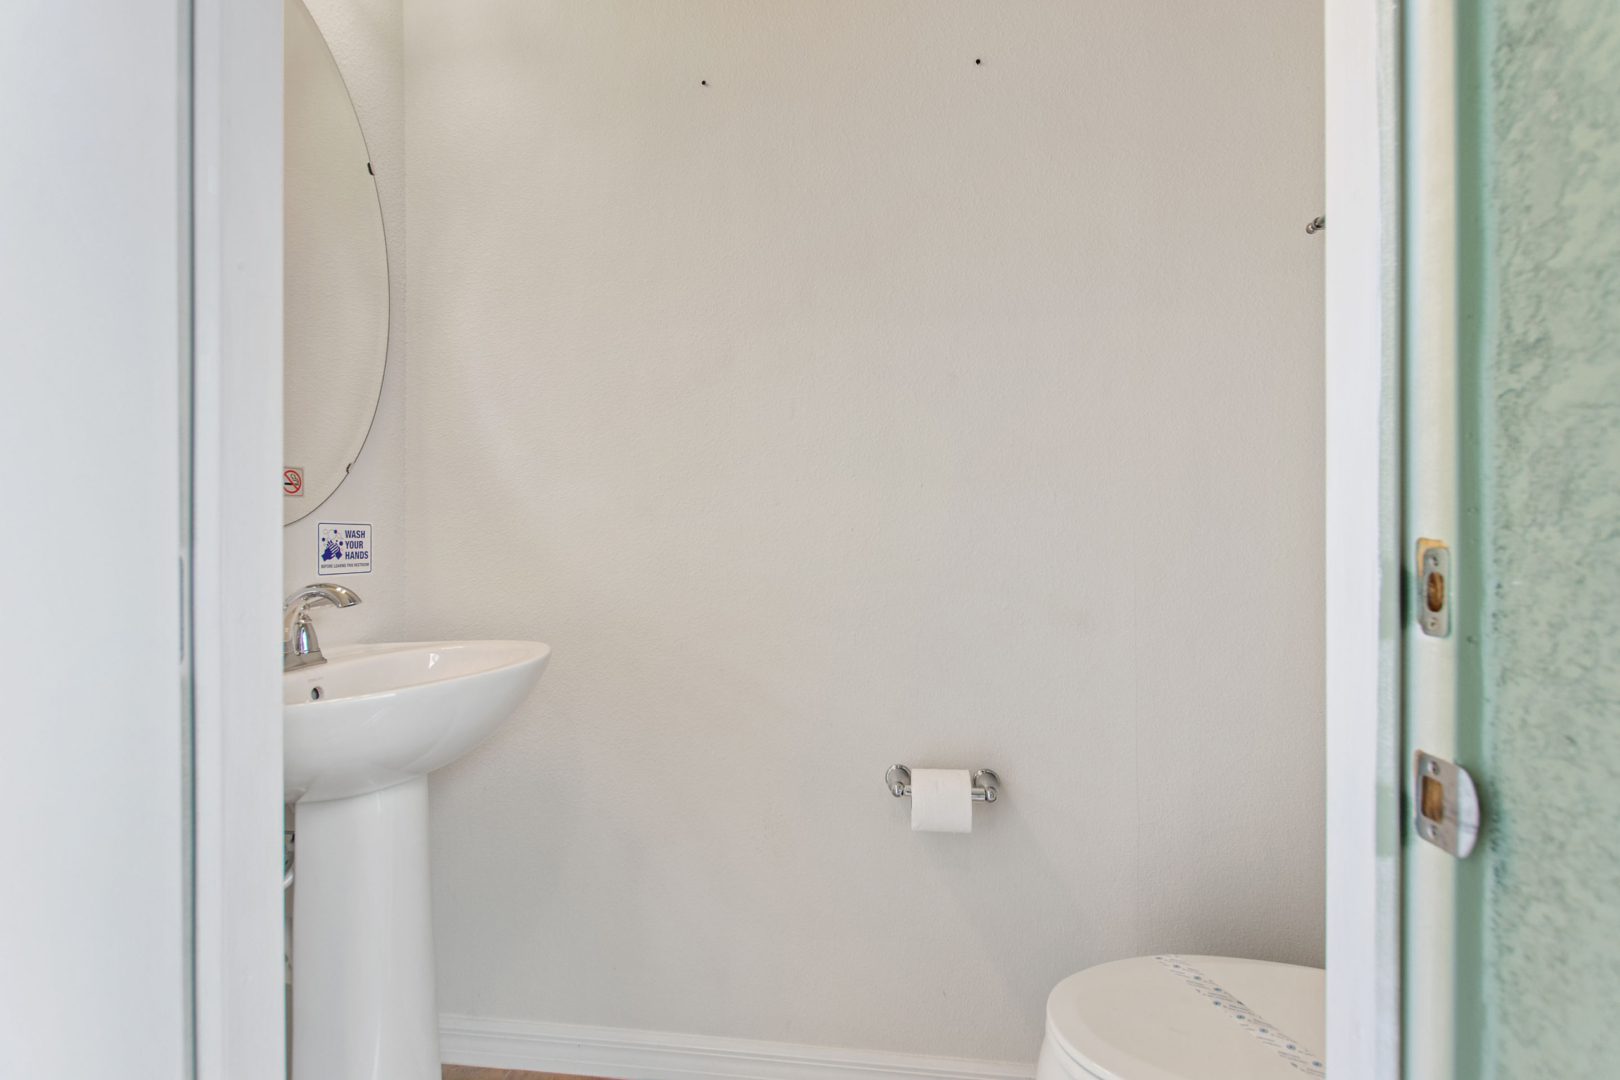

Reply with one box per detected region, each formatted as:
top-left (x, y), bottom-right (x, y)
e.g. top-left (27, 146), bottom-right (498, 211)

top-left (1323, 0), bottom-right (1403, 1076)
top-left (189, 1), bottom-right (286, 1078)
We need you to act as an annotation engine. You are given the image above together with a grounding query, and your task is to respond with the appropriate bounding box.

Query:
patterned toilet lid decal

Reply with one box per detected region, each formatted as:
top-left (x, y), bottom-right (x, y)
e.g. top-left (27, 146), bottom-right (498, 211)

top-left (1152, 956), bottom-right (1325, 1078)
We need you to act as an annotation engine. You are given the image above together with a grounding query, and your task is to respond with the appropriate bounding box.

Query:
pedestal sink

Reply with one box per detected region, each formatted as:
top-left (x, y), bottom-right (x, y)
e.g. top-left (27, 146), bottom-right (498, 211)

top-left (284, 640), bottom-right (550, 1080)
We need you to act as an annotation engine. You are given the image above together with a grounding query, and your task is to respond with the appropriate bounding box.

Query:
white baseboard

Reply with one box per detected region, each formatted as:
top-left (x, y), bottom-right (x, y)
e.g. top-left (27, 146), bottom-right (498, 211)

top-left (439, 1014), bottom-right (1037, 1080)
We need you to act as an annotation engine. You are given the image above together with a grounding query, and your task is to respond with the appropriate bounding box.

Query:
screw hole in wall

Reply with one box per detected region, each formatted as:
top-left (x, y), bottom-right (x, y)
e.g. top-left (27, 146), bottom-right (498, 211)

top-left (310, 687), bottom-right (323, 702)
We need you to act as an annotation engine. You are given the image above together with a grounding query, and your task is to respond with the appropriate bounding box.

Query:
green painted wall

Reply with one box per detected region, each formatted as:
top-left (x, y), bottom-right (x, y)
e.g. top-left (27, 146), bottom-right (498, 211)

top-left (1457, 0), bottom-right (1620, 1073)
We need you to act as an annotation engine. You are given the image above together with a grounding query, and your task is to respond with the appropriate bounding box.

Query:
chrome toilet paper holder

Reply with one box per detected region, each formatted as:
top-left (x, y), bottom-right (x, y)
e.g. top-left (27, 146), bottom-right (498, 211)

top-left (885, 764), bottom-right (1000, 803)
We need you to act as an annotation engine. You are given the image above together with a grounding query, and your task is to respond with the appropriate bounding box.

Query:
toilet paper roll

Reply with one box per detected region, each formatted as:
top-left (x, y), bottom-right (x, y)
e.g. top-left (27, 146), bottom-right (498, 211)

top-left (909, 768), bottom-right (973, 833)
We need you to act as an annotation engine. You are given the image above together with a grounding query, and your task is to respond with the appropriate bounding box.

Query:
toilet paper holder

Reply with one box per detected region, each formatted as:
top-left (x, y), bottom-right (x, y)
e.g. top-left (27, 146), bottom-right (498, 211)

top-left (885, 764), bottom-right (1000, 803)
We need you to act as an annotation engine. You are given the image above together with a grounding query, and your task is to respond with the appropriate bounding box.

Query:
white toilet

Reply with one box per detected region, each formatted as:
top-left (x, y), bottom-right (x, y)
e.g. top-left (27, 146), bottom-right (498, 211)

top-left (1036, 955), bottom-right (1325, 1080)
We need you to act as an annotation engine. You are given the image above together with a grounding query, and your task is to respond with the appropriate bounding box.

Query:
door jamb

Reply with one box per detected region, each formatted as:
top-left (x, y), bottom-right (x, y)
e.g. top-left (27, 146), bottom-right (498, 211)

top-left (189, 1), bottom-right (286, 1077)
top-left (1324, 0), bottom-right (1404, 1076)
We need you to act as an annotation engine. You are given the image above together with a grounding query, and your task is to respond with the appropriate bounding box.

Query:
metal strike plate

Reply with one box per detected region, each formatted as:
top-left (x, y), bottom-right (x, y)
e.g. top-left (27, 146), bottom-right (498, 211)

top-left (1417, 539), bottom-right (1450, 637)
top-left (1414, 751), bottom-right (1481, 858)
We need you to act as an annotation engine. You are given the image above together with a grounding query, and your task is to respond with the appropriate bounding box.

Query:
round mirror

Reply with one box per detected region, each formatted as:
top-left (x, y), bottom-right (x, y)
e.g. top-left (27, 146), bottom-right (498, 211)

top-left (283, 0), bottom-right (389, 524)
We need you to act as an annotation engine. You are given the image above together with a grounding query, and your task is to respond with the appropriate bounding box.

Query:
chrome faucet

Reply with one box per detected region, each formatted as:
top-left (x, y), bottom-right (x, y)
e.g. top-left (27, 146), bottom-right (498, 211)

top-left (283, 584), bottom-right (361, 671)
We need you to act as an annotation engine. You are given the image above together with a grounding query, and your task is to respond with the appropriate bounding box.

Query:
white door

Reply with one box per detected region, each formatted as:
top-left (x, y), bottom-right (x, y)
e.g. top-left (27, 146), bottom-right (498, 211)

top-left (0, 3), bottom-right (191, 1075)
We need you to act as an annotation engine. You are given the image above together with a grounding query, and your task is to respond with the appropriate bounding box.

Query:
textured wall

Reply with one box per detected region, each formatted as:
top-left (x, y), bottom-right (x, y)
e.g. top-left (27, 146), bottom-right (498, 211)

top-left (404, 1), bottom-right (1324, 1061)
top-left (283, 0), bottom-right (409, 645)
top-left (1464, 1), bottom-right (1620, 1072)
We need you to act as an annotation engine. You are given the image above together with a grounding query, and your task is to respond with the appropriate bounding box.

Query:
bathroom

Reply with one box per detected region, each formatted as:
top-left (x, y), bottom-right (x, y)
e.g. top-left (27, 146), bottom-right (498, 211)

top-left (288, 0), bottom-right (1324, 1071)
top-left (5, 2), bottom-right (1620, 1079)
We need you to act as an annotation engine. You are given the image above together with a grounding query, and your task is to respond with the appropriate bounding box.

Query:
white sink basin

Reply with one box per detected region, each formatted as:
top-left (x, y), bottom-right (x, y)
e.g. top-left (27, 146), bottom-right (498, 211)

top-left (283, 638), bottom-right (548, 1080)
top-left (283, 639), bottom-right (550, 803)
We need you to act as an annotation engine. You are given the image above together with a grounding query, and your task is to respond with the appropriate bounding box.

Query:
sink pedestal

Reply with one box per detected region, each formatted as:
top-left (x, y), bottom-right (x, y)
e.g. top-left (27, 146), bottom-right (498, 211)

top-left (282, 640), bottom-right (550, 1078)
top-left (291, 776), bottom-right (439, 1080)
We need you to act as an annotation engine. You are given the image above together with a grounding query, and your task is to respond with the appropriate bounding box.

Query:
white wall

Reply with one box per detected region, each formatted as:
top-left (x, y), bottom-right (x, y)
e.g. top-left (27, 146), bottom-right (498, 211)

top-left (283, 0), bottom-right (408, 643)
top-left (403, 0), bottom-right (1324, 1062)
top-left (0, 2), bottom-right (188, 1074)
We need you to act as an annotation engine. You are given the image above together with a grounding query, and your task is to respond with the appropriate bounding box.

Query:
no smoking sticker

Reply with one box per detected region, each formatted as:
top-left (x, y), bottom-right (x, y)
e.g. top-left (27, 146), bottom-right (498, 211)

top-left (317, 522), bottom-right (372, 576)
top-left (283, 467), bottom-right (305, 496)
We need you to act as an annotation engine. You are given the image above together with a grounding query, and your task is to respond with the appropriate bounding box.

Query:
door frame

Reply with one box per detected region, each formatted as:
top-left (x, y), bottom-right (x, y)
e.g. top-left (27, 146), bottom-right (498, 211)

top-left (182, 0), bottom-right (1409, 1075)
top-left (189, 1), bottom-right (286, 1078)
top-left (1323, 0), bottom-right (1405, 1077)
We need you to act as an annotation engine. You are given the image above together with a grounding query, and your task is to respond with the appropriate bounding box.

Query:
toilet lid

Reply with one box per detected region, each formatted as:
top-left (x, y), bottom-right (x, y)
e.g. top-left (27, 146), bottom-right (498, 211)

top-left (1045, 955), bottom-right (1325, 1080)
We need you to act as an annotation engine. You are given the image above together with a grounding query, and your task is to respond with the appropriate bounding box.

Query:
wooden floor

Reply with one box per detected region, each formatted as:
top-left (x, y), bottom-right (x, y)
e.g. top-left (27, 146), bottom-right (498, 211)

top-left (443, 1068), bottom-right (604, 1080)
